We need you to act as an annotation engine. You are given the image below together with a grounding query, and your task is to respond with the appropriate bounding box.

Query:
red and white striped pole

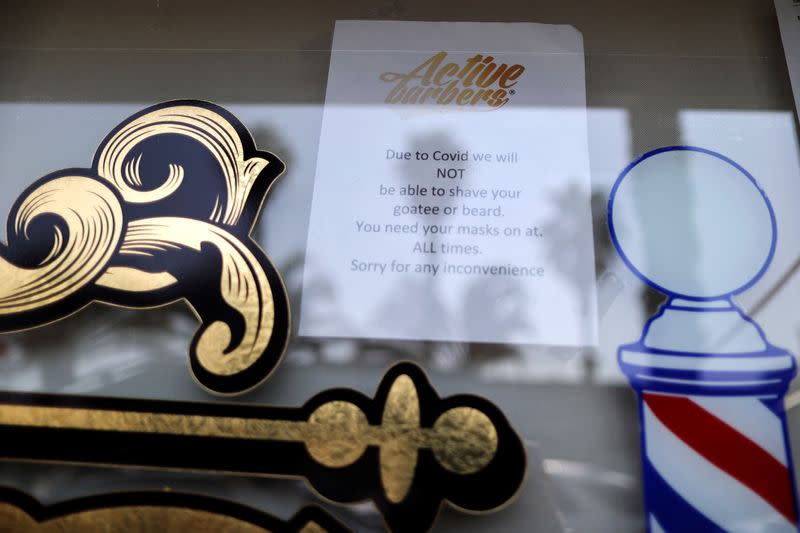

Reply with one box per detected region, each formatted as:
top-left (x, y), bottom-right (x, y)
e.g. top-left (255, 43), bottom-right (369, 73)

top-left (620, 322), bottom-right (798, 532)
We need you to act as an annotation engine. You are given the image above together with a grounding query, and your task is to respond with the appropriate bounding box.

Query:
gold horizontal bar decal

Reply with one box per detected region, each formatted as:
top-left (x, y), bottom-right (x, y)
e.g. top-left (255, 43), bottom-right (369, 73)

top-left (0, 363), bottom-right (522, 533)
top-left (0, 404), bottom-right (305, 442)
top-left (0, 396), bottom-right (498, 479)
top-left (0, 402), bottom-right (437, 448)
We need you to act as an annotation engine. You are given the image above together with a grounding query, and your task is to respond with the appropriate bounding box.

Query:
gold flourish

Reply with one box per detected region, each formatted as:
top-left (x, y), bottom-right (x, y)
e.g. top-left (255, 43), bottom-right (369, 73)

top-left (94, 105), bottom-right (269, 225)
top-left (0, 176), bottom-right (123, 315)
top-left (106, 217), bottom-right (275, 377)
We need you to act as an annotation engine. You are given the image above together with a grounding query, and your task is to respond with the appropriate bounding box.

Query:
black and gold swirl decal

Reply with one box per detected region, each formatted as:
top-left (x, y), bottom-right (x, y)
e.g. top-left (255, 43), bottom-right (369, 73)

top-left (0, 101), bottom-right (290, 395)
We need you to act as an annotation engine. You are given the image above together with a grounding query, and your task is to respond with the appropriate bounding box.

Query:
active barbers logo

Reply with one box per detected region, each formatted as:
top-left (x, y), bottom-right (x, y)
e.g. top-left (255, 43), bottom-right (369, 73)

top-left (379, 51), bottom-right (525, 108)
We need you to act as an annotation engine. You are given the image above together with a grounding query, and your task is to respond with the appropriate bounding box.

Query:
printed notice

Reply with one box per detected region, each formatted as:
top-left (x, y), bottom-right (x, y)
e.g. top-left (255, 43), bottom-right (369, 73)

top-left (300, 20), bottom-right (598, 345)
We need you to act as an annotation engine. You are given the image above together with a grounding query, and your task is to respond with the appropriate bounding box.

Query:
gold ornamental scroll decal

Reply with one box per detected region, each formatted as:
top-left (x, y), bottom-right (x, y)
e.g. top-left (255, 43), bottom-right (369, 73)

top-left (0, 101), bottom-right (290, 395)
top-left (0, 362), bottom-right (527, 533)
top-left (0, 487), bottom-right (350, 533)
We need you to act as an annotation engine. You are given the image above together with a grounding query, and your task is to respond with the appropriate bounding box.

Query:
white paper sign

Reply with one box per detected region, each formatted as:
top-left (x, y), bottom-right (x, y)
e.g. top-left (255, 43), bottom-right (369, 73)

top-left (300, 20), bottom-right (597, 346)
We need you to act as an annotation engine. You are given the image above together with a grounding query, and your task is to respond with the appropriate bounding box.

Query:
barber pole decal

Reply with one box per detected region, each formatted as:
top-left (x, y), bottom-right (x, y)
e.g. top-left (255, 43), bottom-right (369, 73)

top-left (609, 146), bottom-right (800, 532)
